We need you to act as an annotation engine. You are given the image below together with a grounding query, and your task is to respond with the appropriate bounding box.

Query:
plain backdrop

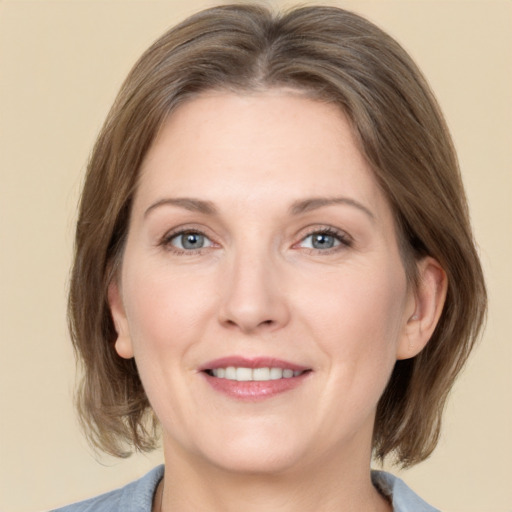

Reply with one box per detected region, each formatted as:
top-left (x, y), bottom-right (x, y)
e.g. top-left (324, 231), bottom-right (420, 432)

top-left (1, 1), bottom-right (511, 511)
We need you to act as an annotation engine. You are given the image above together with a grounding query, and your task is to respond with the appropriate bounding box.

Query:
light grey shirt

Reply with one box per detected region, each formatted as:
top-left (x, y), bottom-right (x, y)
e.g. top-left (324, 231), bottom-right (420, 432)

top-left (52, 465), bottom-right (440, 511)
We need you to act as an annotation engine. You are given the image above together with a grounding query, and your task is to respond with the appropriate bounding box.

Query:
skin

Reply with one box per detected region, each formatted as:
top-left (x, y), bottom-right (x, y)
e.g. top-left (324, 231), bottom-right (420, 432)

top-left (109, 90), bottom-right (447, 512)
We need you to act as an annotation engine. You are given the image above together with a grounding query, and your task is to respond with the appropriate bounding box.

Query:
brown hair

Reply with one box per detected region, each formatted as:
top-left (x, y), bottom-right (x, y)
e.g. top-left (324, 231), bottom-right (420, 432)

top-left (69, 4), bottom-right (486, 465)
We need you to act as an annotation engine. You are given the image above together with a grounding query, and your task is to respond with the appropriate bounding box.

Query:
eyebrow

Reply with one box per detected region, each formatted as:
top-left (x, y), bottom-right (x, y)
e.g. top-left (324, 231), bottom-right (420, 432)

top-left (144, 196), bottom-right (374, 221)
top-left (144, 198), bottom-right (218, 218)
top-left (290, 197), bottom-right (375, 221)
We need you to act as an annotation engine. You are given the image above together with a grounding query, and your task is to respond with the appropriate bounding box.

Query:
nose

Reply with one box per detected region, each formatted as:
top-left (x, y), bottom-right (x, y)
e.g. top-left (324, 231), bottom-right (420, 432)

top-left (218, 248), bottom-right (291, 334)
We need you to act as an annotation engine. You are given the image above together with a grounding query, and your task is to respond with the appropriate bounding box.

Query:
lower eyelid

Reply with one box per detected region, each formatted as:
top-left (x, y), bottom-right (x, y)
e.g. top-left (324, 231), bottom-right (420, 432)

top-left (158, 226), bottom-right (351, 253)
top-left (158, 226), bottom-right (225, 255)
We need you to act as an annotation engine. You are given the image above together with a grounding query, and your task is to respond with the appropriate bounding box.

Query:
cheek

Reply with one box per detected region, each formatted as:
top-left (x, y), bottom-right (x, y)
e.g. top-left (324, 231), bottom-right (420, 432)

top-left (299, 262), bottom-right (408, 375)
top-left (122, 257), bottom-right (218, 357)
top-left (119, 257), bottom-right (220, 425)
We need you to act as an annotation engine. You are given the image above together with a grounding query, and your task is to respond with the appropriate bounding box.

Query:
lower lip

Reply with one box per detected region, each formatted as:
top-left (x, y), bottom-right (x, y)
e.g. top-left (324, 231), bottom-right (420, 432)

top-left (202, 372), bottom-right (310, 401)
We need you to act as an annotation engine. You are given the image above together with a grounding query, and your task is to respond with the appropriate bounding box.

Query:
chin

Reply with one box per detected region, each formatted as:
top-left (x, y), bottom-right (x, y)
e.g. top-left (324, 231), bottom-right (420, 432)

top-left (207, 443), bottom-right (306, 476)
top-left (178, 423), bottom-right (312, 476)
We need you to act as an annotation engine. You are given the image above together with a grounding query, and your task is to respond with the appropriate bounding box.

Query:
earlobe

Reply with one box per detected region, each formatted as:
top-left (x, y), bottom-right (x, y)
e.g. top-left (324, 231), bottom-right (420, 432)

top-left (107, 280), bottom-right (134, 359)
top-left (397, 257), bottom-right (448, 360)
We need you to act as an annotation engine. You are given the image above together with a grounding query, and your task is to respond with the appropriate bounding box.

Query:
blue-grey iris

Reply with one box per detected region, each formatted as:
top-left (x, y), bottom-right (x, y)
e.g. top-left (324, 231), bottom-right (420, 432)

top-left (312, 233), bottom-right (336, 249)
top-left (182, 233), bottom-right (205, 249)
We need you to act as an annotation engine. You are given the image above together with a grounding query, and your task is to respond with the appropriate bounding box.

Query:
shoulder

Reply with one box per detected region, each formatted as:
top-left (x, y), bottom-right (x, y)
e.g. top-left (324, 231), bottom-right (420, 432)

top-left (371, 470), bottom-right (441, 512)
top-left (51, 465), bottom-right (164, 512)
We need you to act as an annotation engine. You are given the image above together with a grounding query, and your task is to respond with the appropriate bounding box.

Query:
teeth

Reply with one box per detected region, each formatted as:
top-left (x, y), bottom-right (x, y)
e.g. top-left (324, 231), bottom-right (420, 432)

top-left (236, 367), bottom-right (252, 381)
top-left (225, 367), bottom-right (236, 380)
top-left (270, 367), bottom-right (283, 380)
top-left (253, 367), bottom-right (270, 381)
top-left (210, 367), bottom-right (304, 381)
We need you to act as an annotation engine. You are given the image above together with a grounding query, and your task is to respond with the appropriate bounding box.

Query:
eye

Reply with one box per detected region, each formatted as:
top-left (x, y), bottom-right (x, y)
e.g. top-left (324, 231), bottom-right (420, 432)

top-left (298, 228), bottom-right (351, 251)
top-left (167, 230), bottom-right (214, 251)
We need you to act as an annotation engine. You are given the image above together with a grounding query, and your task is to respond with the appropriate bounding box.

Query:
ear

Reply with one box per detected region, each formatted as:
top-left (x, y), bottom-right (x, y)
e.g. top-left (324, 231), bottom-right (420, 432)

top-left (397, 256), bottom-right (448, 360)
top-left (107, 279), bottom-right (134, 359)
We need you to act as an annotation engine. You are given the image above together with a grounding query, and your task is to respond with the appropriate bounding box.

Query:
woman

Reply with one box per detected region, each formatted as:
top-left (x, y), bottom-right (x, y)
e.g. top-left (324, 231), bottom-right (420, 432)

top-left (57, 4), bottom-right (486, 511)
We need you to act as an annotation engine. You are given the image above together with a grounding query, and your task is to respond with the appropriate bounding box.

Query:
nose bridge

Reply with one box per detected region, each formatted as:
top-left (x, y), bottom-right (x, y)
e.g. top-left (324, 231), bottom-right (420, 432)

top-left (218, 237), bottom-right (289, 333)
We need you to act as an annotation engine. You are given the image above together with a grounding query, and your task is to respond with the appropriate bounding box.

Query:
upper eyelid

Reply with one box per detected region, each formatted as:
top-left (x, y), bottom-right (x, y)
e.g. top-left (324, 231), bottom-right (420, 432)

top-left (298, 225), bottom-right (352, 241)
top-left (159, 229), bottom-right (217, 255)
top-left (157, 227), bottom-right (216, 253)
top-left (161, 224), bottom-right (216, 240)
top-left (166, 229), bottom-right (212, 242)
top-left (156, 223), bottom-right (352, 248)
top-left (294, 227), bottom-right (354, 252)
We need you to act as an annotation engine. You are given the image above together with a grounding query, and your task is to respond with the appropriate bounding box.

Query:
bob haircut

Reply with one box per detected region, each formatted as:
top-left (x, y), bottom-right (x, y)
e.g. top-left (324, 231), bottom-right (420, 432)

top-left (69, 3), bottom-right (486, 466)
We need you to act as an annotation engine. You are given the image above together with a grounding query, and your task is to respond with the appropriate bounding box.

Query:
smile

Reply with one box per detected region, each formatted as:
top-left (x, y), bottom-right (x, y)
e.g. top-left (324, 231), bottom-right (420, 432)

top-left (206, 367), bottom-right (306, 381)
top-left (200, 357), bottom-right (311, 400)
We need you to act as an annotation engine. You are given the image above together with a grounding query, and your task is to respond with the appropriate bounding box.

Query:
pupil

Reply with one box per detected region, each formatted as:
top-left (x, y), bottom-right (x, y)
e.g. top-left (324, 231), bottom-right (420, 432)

top-left (183, 233), bottom-right (203, 249)
top-left (313, 233), bottom-right (334, 249)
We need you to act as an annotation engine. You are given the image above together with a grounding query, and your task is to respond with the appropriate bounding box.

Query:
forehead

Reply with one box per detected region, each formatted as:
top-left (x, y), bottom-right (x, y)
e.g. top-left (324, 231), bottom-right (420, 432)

top-left (135, 90), bottom-right (388, 217)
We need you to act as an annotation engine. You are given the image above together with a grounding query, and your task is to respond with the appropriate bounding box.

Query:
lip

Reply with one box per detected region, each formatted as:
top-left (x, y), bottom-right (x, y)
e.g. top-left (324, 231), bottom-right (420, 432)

top-left (199, 356), bottom-right (311, 401)
top-left (199, 356), bottom-right (309, 372)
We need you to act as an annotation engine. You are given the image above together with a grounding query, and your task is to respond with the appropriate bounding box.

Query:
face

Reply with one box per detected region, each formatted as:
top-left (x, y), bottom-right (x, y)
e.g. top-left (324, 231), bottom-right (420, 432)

top-left (110, 90), bottom-right (420, 475)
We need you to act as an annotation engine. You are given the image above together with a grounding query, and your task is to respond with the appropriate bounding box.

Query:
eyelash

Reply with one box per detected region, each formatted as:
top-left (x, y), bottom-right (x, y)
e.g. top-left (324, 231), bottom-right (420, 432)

top-left (159, 228), bottom-right (215, 255)
top-left (158, 226), bottom-right (352, 255)
top-left (297, 226), bottom-right (353, 254)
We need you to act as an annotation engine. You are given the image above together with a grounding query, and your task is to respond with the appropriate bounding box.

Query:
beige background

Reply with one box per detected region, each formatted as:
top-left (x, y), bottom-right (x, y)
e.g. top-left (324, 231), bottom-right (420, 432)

top-left (1, 1), bottom-right (510, 511)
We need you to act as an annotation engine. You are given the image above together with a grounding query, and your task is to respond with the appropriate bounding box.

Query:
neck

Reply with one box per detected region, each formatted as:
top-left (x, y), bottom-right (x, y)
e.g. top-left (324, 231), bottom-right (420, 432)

top-left (159, 444), bottom-right (391, 512)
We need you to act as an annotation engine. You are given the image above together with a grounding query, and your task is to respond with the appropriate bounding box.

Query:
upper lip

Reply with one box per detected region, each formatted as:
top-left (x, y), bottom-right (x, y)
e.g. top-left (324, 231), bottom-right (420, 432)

top-left (199, 356), bottom-right (310, 372)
